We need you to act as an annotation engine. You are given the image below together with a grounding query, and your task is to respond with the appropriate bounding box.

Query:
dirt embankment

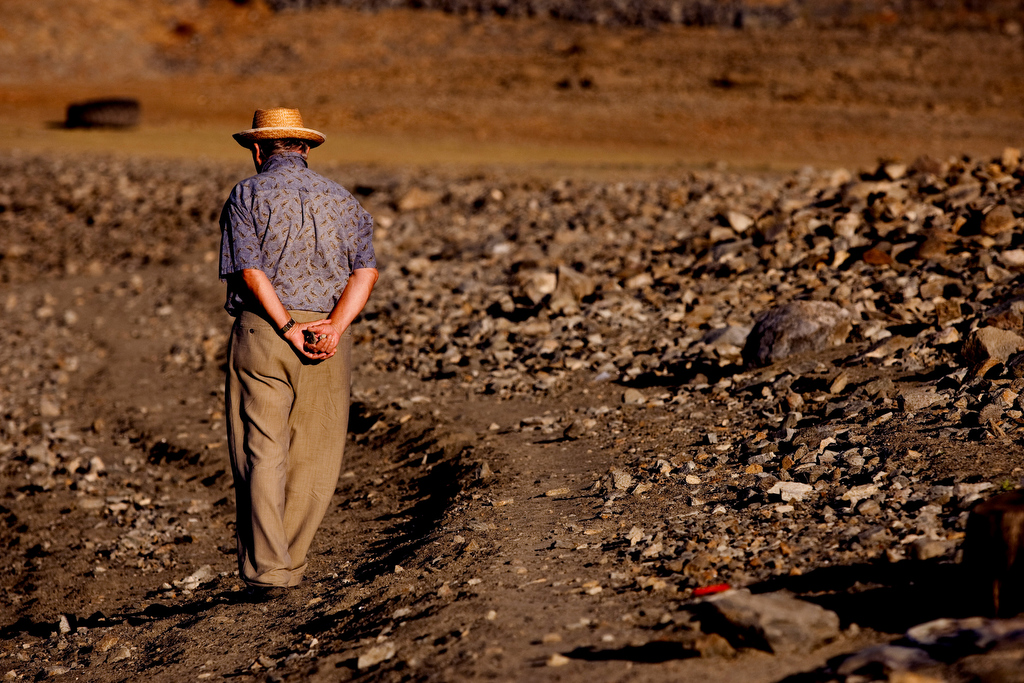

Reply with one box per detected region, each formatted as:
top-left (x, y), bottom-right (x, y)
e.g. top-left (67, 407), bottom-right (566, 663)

top-left (2, 0), bottom-right (1024, 168)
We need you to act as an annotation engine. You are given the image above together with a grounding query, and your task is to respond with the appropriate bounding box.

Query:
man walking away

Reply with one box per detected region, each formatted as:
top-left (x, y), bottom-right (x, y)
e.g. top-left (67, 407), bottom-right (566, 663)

top-left (219, 107), bottom-right (378, 597)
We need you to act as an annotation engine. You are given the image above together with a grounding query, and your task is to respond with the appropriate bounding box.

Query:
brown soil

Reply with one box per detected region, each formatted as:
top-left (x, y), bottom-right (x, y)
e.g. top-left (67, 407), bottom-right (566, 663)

top-left (0, 248), bottom-right (896, 682)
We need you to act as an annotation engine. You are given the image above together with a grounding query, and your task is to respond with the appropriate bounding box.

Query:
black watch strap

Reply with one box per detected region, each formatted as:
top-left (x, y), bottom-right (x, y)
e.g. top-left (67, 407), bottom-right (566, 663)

top-left (279, 318), bottom-right (296, 335)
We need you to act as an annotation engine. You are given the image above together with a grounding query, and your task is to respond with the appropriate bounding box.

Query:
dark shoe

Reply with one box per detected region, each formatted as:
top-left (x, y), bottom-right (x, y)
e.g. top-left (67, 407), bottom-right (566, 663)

top-left (244, 585), bottom-right (290, 603)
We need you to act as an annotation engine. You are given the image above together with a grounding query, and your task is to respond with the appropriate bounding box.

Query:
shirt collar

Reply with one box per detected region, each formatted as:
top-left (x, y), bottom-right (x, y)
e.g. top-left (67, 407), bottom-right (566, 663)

top-left (260, 152), bottom-right (308, 173)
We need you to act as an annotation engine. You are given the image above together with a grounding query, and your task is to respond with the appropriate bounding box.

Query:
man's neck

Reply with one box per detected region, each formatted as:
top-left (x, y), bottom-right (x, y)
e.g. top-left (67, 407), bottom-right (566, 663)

top-left (260, 152), bottom-right (308, 172)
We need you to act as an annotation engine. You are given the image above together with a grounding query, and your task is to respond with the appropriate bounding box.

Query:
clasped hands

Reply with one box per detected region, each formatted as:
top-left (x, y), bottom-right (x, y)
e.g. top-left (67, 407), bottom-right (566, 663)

top-left (283, 319), bottom-right (344, 360)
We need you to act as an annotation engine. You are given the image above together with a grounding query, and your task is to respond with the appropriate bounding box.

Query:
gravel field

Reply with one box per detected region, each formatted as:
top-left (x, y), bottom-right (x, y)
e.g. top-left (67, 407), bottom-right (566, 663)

top-left (5, 2), bottom-right (1024, 681)
top-left (2, 149), bottom-right (1024, 681)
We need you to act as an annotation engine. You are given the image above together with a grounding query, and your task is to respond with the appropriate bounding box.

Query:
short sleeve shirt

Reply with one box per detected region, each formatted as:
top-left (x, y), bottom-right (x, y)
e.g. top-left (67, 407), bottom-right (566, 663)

top-left (219, 153), bottom-right (376, 316)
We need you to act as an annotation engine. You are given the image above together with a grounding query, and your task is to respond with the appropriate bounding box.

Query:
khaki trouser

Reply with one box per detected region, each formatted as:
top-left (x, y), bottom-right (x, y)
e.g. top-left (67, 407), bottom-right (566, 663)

top-left (226, 310), bottom-right (352, 587)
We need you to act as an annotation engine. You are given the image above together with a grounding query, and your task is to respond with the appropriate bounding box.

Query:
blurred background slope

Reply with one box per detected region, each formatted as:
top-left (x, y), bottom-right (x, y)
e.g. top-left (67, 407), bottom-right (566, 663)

top-left (0, 0), bottom-right (1022, 167)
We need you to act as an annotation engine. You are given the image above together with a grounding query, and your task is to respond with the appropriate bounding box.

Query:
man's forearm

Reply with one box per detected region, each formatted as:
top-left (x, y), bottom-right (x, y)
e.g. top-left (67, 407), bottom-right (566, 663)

top-left (240, 268), bottom-right (292, 330)
top-left (326, 268), bottom-right (379, 335)
top-left (236, 268), bottom-right (328, 359)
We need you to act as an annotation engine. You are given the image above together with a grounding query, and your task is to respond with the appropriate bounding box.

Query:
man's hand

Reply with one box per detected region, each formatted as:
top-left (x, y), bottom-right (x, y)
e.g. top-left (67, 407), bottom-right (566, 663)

top-left (234, 266), bottom-right (377, 361)
top-left (283, 322), bottom-right (333, 360)
top-left (307, 268), bottom-right (379, 357)
top-left (235, 269), bottom-right (328, 359)
top-left (297, 268), bottom-right (379, 358)
top-left (301, 319), bottom-right (343, 357)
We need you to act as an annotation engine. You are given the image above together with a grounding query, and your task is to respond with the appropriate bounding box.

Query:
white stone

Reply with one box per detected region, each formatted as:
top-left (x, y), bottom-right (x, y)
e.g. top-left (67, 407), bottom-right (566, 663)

top-left (767, 482), bottom-right (814, 502)
top-left (357, 642), bottom-right (396, 670)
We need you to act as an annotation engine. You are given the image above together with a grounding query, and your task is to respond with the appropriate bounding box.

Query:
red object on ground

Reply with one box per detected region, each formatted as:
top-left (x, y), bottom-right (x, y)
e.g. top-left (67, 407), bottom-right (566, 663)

top-left (693, 583), bottom-right (731, 597)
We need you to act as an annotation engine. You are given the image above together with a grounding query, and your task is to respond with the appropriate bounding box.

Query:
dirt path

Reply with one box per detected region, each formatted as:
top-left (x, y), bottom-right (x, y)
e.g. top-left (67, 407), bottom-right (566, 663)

top-left (308, 385), bottom-right (880, 683)
top-left (0, 248), bottom-right (889, 681)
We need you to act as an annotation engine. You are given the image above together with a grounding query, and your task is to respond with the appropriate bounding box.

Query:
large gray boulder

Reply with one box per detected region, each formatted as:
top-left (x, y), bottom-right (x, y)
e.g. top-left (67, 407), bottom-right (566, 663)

top-left (742, 300), bottom-right (852, 367)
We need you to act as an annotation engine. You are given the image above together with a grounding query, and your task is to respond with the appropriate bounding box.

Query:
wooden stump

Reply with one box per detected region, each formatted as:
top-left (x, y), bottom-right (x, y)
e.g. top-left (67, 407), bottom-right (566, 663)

top-left (963, 489), bottom-right (1024, 617)
top-left (64, 98), bottom-right (140, 129)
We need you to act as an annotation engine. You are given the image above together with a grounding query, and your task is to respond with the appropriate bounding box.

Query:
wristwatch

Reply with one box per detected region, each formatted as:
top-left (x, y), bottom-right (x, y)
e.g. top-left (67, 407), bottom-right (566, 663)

top-left (279, 318), bottom-right (296, 335)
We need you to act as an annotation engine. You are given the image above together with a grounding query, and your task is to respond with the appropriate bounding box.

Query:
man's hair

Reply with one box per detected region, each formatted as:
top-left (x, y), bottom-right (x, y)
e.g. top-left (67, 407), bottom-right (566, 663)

top-left (256, 138), bottom-right (310, 159)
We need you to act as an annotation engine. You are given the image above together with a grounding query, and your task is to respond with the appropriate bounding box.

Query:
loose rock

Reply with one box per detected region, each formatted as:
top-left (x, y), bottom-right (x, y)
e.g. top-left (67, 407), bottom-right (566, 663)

top-left (700, 589), bottom-right (841, 654)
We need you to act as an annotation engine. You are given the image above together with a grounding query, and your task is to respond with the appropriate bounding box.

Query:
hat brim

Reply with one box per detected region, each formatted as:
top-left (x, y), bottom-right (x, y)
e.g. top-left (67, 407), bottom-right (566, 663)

top-left (233, 126), bottom-right (326, 148)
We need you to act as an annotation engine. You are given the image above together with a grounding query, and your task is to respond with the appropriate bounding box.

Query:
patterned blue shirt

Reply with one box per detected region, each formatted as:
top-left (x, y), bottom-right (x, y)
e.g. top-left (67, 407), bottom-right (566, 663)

top-left (219, 153), bottom-right (376, 316)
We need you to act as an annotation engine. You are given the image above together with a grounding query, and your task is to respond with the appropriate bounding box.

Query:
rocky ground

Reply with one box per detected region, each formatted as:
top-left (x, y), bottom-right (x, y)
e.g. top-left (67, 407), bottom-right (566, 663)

top-left (264, 0), bottom-right (1024, 32)
top-left (2, 147), bottom-right (1024, 681)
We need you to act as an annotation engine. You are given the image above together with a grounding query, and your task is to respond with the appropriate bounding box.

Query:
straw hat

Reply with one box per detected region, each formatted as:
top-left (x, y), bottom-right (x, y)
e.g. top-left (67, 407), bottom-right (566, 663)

top-left (232, 108), bottom-right (326, 148)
